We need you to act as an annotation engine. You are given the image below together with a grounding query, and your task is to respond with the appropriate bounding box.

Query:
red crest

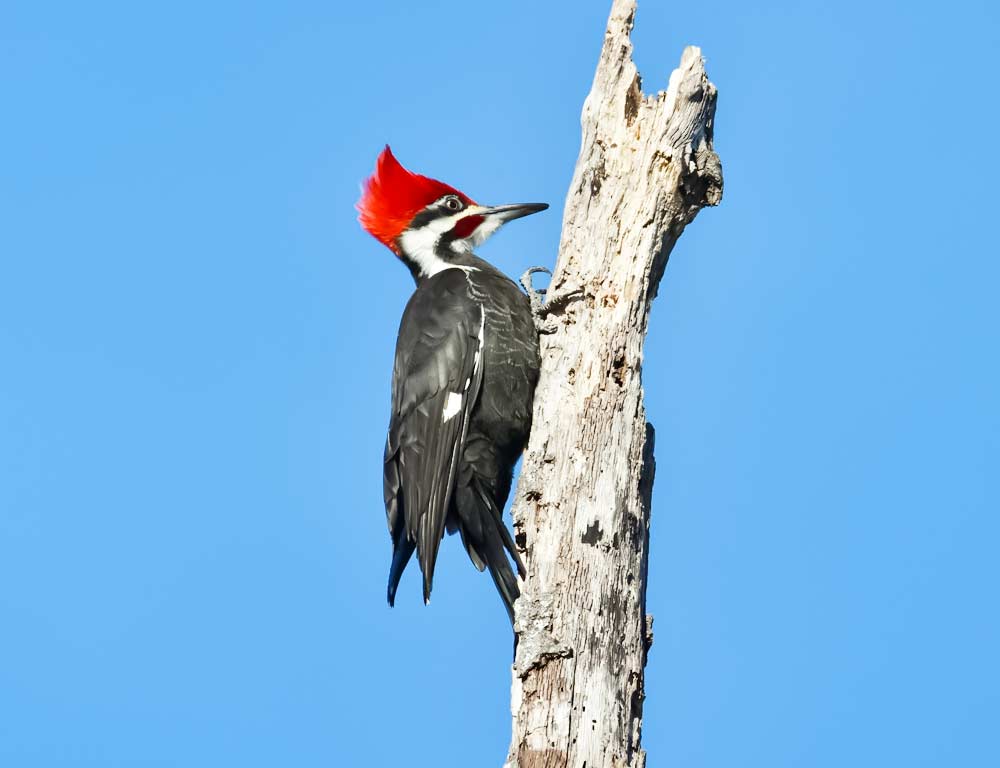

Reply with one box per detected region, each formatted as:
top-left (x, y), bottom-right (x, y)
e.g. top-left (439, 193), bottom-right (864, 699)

top-left (356, 146), bottom-right (476, 252)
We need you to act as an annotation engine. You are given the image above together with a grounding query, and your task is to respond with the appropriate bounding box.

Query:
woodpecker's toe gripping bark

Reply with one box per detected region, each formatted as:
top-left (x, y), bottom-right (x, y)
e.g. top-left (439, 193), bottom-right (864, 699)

top-left (520, 267), bottom-right (558, 334)
top-left (521, 267), bottom-right (584, 335)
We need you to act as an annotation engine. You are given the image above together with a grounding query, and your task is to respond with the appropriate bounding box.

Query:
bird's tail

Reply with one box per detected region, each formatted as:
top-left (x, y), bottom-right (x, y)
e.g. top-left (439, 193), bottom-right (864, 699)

top-left (387, 535), bottom-right (415, 607)
top-left (454, 478), bottom-right (526, 624)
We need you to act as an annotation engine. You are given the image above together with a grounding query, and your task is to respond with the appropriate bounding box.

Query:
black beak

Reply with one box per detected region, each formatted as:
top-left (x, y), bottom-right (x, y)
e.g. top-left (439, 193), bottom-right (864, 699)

top-left (478, 202), bottom-right (549, 222)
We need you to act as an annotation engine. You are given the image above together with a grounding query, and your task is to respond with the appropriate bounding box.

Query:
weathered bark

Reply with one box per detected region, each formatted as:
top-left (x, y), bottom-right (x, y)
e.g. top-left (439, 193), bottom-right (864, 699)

top-left (505, 2), bottom-right (722, 766)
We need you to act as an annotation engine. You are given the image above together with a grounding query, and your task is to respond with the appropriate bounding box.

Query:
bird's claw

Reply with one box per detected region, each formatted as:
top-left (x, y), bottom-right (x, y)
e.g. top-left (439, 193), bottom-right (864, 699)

top-left (521, 267), bottom-right (579, 333)
top-left (520, 267), bottom-right (561, 334)
top-left (520, 266), bottom-right (551, 298)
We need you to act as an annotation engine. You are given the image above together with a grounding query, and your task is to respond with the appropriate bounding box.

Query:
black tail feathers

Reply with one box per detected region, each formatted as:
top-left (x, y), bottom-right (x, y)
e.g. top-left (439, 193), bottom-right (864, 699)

top-left (387, 479), bottom-right (525, 624)
top-left (455, 480), bottom-right (525, 624)
top-left (386, 536), bottom-right (415, 607)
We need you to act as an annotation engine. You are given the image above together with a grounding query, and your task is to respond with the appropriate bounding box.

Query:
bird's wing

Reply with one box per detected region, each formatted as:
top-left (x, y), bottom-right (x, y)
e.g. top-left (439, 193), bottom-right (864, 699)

top-left (383, 269), bottom-right (485, 604)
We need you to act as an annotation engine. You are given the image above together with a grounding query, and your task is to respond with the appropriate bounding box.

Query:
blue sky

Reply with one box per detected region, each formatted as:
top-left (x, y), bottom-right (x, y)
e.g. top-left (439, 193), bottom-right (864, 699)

top-left (1, 1), bottom-right (998, 765)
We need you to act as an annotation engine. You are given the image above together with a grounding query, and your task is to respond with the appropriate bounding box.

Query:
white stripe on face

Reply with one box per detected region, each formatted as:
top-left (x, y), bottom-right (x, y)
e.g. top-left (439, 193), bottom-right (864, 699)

top-left (398, 200), bottom-right (510, 274)
top-left (397, 209), bottom-right (470, 277)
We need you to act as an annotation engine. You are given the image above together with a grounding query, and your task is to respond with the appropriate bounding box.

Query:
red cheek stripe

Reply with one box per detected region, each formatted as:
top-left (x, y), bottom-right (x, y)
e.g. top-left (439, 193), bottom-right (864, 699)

top-left (450, 215), bottom-right (485, 239)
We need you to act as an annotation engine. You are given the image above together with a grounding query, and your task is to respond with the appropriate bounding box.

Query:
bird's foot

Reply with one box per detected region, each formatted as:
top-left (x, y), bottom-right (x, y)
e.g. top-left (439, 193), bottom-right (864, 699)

top-left (520, 266), bottom-right (583, 335)
top-left (520, 266), bottom-right (549, 316)
top-left (520, 267), bottom-right (558, 334)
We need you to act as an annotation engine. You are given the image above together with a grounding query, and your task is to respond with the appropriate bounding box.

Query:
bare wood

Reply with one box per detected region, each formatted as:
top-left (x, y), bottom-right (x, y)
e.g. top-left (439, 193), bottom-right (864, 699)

top-left (505, 1), bottom-right (722, 766)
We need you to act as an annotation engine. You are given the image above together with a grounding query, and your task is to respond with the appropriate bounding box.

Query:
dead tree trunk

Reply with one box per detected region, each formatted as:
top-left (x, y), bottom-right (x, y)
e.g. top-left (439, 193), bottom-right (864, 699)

top-left (506, 2), bottom-right (722, 766)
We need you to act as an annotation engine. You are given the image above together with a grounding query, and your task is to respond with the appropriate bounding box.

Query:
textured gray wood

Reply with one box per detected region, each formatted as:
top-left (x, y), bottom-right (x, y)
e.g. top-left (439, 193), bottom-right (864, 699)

top-left (505, 2), bottom-right (722, 766)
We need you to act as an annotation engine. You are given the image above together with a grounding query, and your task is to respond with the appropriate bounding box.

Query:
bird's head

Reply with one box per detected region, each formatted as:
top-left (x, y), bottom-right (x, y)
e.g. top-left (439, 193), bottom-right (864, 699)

top-left (357, 146), bottom-right (547, 279)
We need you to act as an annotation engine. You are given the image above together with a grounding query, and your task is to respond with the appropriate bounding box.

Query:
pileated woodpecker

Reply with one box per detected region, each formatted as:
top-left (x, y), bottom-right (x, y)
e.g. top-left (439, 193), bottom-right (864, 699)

top-left (358, 146), bottom-right (547, 622)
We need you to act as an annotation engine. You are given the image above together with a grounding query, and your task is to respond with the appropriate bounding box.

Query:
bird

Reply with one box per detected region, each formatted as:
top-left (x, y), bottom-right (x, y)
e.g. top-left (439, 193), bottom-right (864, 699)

top-left (357, 146), bottom-right (548, 623)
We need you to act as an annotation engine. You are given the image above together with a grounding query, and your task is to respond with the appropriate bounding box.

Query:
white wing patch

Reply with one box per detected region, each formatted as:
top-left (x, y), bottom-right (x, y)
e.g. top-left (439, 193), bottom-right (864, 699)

top-left (444, 305), bottom-right (485, 422)
top-left (473, 304), bottom-right (485, 375)
top-left (442, 392), bottom-right (463, 422)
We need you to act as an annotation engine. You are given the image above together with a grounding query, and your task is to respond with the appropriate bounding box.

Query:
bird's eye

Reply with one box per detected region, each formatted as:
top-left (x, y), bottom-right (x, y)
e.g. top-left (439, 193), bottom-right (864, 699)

top-left (444, 196), bottom-right (463, 212)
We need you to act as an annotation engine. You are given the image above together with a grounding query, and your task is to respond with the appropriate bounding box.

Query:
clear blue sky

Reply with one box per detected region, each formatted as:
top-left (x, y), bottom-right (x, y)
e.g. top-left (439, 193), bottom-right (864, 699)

top-left (2, 1), bottom-right (997, 765)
